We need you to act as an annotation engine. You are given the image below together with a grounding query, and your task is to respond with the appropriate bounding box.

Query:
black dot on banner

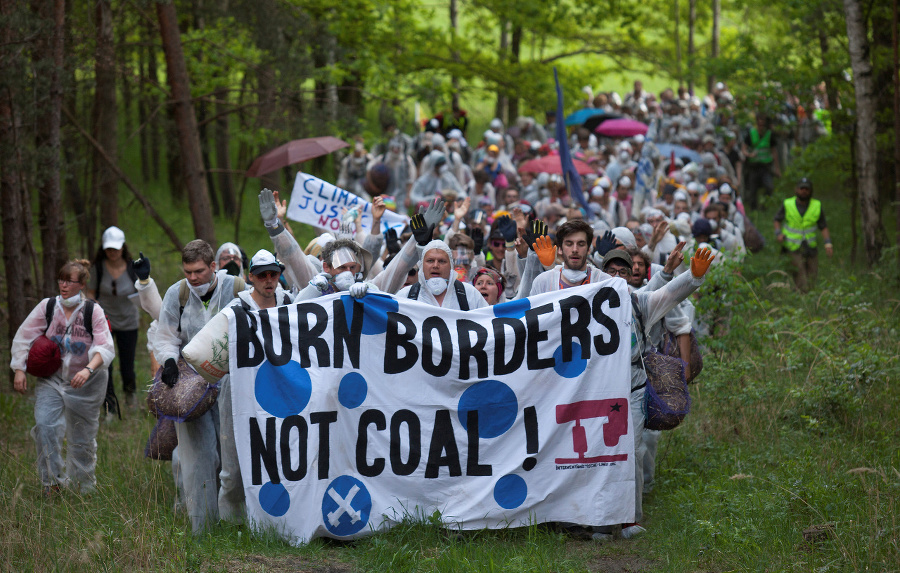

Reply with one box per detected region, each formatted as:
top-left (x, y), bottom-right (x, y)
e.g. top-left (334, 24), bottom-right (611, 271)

top-left (522, 457), bottom-right (536, 471)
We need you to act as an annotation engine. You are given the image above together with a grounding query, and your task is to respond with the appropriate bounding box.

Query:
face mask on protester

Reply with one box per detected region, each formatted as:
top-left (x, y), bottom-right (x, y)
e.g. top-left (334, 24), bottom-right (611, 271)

top-left (333, 271), bottom-right (356, 291)
top-left (425, 277), bottom-right (449, 295)
top-left (562, 268), bottom-right (588, 283)
top-left (189, 281), bottom-right (213, 297)
top-left (60, 293), bottom-right (82, 308)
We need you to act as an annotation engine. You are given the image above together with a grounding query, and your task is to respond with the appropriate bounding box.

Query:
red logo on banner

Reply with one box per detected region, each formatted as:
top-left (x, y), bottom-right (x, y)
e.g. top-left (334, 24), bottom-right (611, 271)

top-left (555, 399), bottom-right (629, 464)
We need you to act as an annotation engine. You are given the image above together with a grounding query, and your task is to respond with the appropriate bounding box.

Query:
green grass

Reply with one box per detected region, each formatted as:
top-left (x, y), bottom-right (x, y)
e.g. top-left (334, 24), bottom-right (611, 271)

top-left (3, 126), bottom-right (900, 571)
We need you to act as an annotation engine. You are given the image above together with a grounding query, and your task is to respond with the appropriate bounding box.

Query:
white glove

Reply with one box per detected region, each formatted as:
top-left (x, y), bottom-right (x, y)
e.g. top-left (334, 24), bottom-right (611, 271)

top-left (349, 282), bottom-right (368, 299)
top-left (310, 273), bottom-right (330, 293)
top-left (259, 188), bottom-right (279, 228)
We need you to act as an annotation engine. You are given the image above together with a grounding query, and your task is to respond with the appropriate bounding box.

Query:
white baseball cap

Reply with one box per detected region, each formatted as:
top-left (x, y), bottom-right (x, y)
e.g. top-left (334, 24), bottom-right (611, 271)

top-left (102, 226), bottom-right (126, 250)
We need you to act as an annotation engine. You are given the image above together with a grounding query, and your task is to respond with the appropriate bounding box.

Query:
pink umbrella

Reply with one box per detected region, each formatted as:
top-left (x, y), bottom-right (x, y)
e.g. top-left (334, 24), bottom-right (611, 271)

top-left (594, 118), bottom-right (648, 137)
top-left (518, 155), bottom-right (595, 176)
top-left (246, 136), bottom-right (349, 177)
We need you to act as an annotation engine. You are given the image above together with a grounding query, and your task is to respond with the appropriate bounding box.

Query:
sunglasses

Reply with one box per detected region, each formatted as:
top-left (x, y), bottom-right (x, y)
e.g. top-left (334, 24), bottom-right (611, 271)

top-left (490, 239), bottom-right (505, 247)
top-left (254, 270), bottom-right (280, 280)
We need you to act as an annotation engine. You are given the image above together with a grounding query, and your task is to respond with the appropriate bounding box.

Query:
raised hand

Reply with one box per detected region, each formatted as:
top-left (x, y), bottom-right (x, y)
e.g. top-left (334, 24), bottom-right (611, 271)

top-left (259, 188), bottom-right (279, 227)
top-left (523, 220), bottom-right (549, 252)
top-left (534, 235), bottom-right (558, 267)
top-left (410, 213), bottom-right (435, 246)
top-left (420, 198), bottom-right (446, 230)
top-left (468, 226), bottom-right (485, 255)
top-left (133, 251), bottom-right (151, 281)
top-left (594, 231), bottom-right (618, 257)
top-left (690, 247), bottom-right (715, 278)
top-left (384, 228), bottom-right (402, 254)
top-left (493, 215), bottom-right (517, 246)
top-left (663, 241), bottom-right (686, 275)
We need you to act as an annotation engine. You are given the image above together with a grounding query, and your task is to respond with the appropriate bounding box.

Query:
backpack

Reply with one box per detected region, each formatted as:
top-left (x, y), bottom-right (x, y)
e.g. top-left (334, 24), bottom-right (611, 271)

top-left (407, 280), bottom-right (469, 310)
top-left (177, 276), bottom-right (245, 332)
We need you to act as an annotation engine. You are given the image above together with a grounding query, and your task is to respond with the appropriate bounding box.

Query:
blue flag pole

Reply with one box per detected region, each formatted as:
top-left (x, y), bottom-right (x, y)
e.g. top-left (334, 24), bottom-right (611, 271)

top-left (554, 68), bottom-right (589, 212)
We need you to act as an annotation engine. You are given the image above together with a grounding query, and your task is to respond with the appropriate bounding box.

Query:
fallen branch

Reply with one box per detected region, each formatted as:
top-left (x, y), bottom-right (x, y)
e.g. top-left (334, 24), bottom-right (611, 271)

top-left (62, 106), bottom-right (183, 251)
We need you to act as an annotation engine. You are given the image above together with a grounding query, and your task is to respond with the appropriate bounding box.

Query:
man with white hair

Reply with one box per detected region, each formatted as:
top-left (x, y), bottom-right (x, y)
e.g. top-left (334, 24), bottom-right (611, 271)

top-left (397, 239), bottom-right (488, 310)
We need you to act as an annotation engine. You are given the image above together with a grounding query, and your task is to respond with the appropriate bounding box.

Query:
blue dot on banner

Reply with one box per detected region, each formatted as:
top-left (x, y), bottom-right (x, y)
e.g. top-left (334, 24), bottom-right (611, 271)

top-left (458, 380), bottom-right (518, 439)
top-left (321, 475), bottom-right (372, 537)
top-left (338, 372), bottom-right (367, 409)
top-left (341, 293), bottom-right (399, 335)
top-left (492, 298), bottom-right (531, 319)
top-left (494, 474), bottom-right (527, 509)
top-left (259, 481), bottom-right (290, 517)
top-left (553, 342), bottom-right (588, 378)
top-left (255, 360), bottom-right (312, 418)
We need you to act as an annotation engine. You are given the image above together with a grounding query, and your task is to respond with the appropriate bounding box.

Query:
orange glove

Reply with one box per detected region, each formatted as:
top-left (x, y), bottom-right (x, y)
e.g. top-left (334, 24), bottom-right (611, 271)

top-left (690, 247), bottom-right (715, 278)
top-left (533, 235), bottom-right (557, 267)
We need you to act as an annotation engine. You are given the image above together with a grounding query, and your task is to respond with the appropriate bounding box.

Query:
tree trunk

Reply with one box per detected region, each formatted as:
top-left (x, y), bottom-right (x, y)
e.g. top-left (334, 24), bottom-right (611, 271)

top-left (450, 0), bottom-right (460, 109)
top-left (32, 0), bottom-right (68, 297)
top-left (674, 0), bottom-right (682, 86)
top-left (156, 0), bottom-right (216, 244)
top-left (147, 17), bottom-right (160, 181)
top-left (708, 0), bottom-right (720, 94)
top-left (495, 21), bottom-right (508, 124)
top-left (843, 0), bottom-right (884, 266)
top-left (138, 34), bottom-right (150, 182)
top-left (508, 24), bottom-right (522, 121)
top-left (0, 0), bottom-right (32, 350)
top-left (688, 0), bottom-right (696, 94)
top-left (894, 0), bottom-right (900, 276)
top-left (215, 88), bottom-right (237, 218)
top-left (94, 0), bottom-right (118, 228)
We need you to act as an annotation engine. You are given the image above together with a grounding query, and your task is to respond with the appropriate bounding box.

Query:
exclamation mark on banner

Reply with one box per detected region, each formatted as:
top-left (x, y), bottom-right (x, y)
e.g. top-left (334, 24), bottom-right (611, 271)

top-left (523, 406), bottom-right (538, 471)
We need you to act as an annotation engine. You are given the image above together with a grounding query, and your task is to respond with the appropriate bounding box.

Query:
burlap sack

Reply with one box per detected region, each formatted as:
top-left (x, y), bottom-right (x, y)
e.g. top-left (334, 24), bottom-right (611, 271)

top-left (642, 350), bottom-right (691, 431)
top-left (147, 357), bottom-right (219, 423)
top-left (144, 417), bottom-right (178, 461)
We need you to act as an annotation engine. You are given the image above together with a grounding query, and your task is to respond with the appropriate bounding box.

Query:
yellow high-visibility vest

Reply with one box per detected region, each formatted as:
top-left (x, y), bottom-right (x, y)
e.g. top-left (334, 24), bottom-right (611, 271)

top-left (782, 197), bottom-right (821, 251)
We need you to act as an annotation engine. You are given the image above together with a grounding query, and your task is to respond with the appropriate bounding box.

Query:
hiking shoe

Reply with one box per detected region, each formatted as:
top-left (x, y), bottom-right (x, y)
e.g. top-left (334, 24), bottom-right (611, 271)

top-left (591, 532), bottom-right (614, 542)
top-left (621, 523), bottom-right (646, 539)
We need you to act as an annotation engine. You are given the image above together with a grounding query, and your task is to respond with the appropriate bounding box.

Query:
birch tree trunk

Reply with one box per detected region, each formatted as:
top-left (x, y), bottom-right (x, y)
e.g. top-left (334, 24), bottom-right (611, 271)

top-left (843, 0), bottom-right (884, 265)
top-left (156, 0), bottom-right (216, 245)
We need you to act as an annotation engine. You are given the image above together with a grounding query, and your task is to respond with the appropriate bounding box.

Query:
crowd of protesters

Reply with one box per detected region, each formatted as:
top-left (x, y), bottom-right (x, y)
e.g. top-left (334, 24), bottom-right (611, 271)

top-left (10, 77), bottom-right (834, 542)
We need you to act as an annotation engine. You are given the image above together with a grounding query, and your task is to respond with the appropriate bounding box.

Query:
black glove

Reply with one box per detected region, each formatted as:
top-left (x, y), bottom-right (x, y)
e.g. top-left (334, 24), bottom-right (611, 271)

top-left (133, 252), bottom-right (151, 281)
top-left (468, 227), bottom-right (485, 255)
top-left (161, 358), bottom-right (179, 388)
top-left (523, 220), bottom-right (549, 252)
top-left (493, 215), bottom-right (517, 244)
top-left (384, 228), bottom-right (402, 254)
top-left (410, 213), bottom-right (435, 247)
top-left (594, 230), bottom-right (618, 257)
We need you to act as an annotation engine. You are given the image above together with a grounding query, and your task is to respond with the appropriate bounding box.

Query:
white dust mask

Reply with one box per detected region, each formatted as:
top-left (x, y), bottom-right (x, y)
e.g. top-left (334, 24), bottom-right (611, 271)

top-left (334, 271), bottom-right (356, 291)
top-left (61, 293), bottom-right (82, 308)
top-left (425, 277), bottom-right (449, 295)
top-left (562, 268), bottom-right (588, 283)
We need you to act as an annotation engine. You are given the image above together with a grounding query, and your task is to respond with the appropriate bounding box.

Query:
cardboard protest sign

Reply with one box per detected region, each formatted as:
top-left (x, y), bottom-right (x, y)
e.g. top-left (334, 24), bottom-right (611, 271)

top-left (226, 281), bottom-right (635, 544)
top-left (287, 172), bottom-right (409, 235)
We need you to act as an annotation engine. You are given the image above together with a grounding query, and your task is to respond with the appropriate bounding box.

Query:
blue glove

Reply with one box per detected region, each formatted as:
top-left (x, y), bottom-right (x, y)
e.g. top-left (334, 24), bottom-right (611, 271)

top-left (594, 230), bottom-right (618, 257)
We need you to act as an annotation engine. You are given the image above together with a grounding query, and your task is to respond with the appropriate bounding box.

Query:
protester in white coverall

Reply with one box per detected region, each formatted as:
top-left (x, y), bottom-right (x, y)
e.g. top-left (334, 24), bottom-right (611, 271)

top-left (153, 240), bottom-right (242, 533)
top-left (396, 239), bottom-right (489, 310)
top-left (216, 250), bottom-right (293, 522)
top-left (11, 259), bottom-right (115, 495)
top-left (529, 219), bottom-right (714, 539)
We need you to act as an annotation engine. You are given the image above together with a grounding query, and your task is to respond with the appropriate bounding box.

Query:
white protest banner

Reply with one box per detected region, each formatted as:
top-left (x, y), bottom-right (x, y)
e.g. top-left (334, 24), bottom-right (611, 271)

top-left (288, 172), bottom-right (409, 235)
top-left (226, 281), bottom-right (635, 544)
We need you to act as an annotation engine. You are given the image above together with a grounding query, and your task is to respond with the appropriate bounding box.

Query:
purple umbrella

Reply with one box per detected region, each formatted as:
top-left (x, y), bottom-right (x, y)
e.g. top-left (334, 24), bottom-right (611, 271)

top-left (246, 136), bottom-right (349, 177)
top-left (594, 118), bottom-right (649, 138)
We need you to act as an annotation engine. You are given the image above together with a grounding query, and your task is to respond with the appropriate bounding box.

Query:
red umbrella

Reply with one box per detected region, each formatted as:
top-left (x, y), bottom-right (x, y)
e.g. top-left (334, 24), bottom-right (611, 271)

top-left (594, 118), bottom-right (648, 137)
top-left (518, 155), bottom-right (595, 176)
top-left (245, 136), bottom-right (349, 177)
